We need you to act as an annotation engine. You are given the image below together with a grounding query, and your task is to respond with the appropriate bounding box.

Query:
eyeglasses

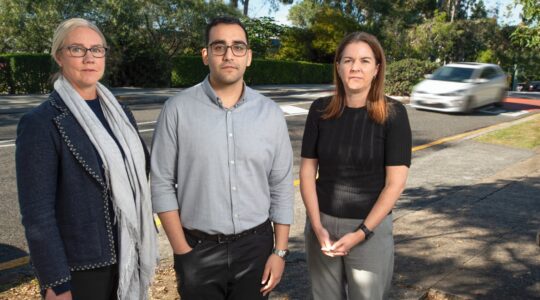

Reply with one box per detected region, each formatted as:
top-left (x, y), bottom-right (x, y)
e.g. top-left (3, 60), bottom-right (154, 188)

top-left (208, 42), bottom-right (249, 57)
top-left (61, 45), bottom-right (108, 58)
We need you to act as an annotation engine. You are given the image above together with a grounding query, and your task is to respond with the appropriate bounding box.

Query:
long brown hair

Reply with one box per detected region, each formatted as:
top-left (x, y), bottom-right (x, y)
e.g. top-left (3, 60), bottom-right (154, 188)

top-left (323, 32), bottom-right (389, 124)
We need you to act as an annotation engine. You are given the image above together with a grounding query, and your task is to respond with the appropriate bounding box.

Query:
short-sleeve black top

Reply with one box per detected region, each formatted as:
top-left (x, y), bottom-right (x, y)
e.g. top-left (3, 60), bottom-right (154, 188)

top-left (301, 96), bottom-right (412, 219)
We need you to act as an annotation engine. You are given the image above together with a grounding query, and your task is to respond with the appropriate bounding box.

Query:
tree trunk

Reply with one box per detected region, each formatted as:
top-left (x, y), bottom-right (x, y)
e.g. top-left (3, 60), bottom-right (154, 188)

top-left (231, 0), bottom-right (238, 8)
top-left (243, 0), bottom-right (249, 16)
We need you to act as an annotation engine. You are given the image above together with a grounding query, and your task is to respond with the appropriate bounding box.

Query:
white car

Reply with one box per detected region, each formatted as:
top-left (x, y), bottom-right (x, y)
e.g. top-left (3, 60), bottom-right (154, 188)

top-left (410, 63), bottom-right (507, 113)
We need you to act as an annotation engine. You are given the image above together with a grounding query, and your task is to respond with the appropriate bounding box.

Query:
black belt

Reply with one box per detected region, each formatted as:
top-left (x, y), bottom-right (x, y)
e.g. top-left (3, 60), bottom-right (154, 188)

top-left (183, 219), bottom-right (271, 244)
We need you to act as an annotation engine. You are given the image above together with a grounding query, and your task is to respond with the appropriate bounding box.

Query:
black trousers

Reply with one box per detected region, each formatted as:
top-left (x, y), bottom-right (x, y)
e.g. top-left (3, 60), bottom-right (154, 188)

top-left (70, 264), bottom-right (118, 300)
top-left (174, 222), bottom-right (274, 300)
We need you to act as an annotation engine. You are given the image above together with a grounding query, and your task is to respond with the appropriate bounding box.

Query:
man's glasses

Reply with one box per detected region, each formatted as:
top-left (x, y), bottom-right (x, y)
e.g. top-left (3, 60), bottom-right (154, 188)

top-left (208, 42), bottom-right (249, 57)
top-left (61, 45), bottom-right (108, 58)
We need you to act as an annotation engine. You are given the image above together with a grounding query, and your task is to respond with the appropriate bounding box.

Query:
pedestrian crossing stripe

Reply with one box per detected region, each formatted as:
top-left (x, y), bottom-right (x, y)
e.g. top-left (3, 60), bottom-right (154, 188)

top-left (280, 105), bottom-right (308, 116)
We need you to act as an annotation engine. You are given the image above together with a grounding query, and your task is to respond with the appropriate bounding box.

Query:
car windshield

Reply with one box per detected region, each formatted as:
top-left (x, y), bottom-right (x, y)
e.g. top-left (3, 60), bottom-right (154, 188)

top-left (430, 66), bottom-right (475, 82)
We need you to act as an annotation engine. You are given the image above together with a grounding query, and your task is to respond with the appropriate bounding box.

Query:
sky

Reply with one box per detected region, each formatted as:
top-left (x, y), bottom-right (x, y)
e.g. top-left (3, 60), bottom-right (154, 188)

top-left (246, 0), bottom-right (523, 26)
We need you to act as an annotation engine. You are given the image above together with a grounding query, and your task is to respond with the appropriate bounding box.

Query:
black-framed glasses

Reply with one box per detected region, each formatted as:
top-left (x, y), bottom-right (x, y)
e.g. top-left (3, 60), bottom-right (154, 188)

top-left (208, 42), bottom-right (249, 57)
top-left (61, 45), bottom-right (108, 58)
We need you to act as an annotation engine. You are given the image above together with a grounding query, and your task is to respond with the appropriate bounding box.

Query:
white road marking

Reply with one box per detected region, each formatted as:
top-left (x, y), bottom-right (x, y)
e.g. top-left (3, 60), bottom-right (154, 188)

top-left (137, 121), bottom-right (157, 125)
top-left (478, 106), bottom-right (528, 117)
top-left (280, 105), bottom-right (309, 116)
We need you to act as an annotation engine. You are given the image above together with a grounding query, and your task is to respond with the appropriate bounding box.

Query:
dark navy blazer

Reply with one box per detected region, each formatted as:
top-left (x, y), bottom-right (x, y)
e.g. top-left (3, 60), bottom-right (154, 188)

top-left (15, 91), bottom-right (149, 291)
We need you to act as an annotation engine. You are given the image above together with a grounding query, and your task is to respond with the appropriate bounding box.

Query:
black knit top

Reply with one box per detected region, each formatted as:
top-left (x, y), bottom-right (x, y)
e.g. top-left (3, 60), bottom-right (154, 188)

top-left (301, 96), bottom-right (412, 219)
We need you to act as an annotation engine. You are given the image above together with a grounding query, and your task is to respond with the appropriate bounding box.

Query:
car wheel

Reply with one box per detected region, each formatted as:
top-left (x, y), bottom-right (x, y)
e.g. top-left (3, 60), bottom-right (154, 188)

top-left (463, 96), bottom-right (475, 113)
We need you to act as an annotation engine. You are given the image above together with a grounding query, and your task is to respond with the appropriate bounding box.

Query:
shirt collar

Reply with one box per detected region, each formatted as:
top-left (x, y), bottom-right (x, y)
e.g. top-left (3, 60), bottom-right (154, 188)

top-left (202, 75), bottom-right (248, 109)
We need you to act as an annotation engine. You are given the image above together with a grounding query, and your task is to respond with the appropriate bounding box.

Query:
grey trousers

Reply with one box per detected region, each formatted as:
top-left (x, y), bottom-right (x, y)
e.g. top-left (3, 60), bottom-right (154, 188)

top-left (305, 213), bottom-right (394, 300)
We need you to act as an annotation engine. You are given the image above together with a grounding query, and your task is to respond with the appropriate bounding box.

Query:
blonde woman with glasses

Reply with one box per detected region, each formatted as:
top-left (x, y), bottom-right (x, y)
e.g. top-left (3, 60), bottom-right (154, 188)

top-left (16, 18), bottom-right (157, 300)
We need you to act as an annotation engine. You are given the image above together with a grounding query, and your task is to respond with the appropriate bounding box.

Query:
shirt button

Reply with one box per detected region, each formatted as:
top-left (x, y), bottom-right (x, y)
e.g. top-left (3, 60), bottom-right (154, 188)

top-left (228, 133), bottom-right (233, 137)
top-left (230, 160), bottom-right (235, 164)
top-left (234, 214), bottom-right (239, 218)
top-left (232, 186), bottom-right (237, 191)
top-left (227, 111), bottom-right (231, 115)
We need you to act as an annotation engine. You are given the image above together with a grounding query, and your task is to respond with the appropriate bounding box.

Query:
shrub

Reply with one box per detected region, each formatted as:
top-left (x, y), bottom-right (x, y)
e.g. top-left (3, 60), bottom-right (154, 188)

top-left (170, 56), bottom-right (333, 87)
top-left (170, 56), bottom-right (208, 87)
top-left (107, 47), bottom-right (171, 88)
top-left (0, 54), bottom-right (54, 94)
top-left (386, 58), bottom-right (440, 96)
top-left (245, 59), bottom-right (332, 85)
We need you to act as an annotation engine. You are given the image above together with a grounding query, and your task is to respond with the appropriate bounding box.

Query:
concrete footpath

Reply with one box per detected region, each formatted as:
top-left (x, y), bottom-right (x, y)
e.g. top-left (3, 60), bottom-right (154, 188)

top-left (152, 114), bottom-right (540, 300)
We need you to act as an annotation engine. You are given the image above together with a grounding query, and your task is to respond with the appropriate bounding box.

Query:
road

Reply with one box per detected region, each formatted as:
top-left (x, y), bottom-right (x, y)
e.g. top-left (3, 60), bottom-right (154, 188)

top-left (0, 90), bottom-right (538, 275)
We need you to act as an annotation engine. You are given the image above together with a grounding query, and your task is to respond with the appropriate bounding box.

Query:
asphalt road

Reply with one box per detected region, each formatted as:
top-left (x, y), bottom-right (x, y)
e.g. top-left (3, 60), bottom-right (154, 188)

top-left (0, 92), bottom-right (537, 269)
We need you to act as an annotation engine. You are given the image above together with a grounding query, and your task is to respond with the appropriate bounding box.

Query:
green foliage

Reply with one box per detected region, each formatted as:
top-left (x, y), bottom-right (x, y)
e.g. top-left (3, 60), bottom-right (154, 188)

top-left (470, 0), bottom-right (488, 19)
top-left (171, 56), bottom-right (208, 87)
top-left (288, 0), bottom-right (318, 27)
top-left (241, 17), bottom-right (285, 58)
top-left (170, 56), bottom-right (332, 87)
top-left (0, 0), bottom-right (241, 87)
top-left (511, 0), bottom-right (540, 50)
top-left (275, 27), bottom-right (315, 62)
top-left (385, 58), bottom-right (439, 96)
top-left (245, 59), bottom-right (332, 84)
top-left (310, 7), bottom-right (362, 62)
top-left (0, 56), bottom-right (12, 94)
top-left (0, 54), bottom-right (55, 94)
top-left (409, 12), bottom-right (462, 63)
top-left (278, 5), bottom-right (362, 63)
top-left (476, 49), bottom-right (495, 63)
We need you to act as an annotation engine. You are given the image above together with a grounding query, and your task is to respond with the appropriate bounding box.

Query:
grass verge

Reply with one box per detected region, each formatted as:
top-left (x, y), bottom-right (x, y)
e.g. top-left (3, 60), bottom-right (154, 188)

top-left (475, 114), bottom-right (540, 150)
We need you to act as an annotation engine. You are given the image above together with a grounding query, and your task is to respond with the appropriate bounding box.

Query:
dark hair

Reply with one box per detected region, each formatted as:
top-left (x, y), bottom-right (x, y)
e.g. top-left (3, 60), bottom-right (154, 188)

top-left (205, 16), bottom-right (249, 46)
top-left (324, 32), bottom-right (390, 124)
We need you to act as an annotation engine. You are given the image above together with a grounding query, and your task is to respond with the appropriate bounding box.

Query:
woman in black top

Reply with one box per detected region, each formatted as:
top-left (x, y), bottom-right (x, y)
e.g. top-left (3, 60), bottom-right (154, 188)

top-left (300, 32), bottom-right (411, 299)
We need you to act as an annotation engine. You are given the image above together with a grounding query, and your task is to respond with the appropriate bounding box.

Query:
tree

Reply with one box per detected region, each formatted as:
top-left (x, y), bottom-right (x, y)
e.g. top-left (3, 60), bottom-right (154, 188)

top-left (288, 0), bottom-right (318, 27)
top-left (470, 0), bottom-right (488, 19)
top-left (241, 17), bottom-right (284, 58)
top-left (310, 6), bottom-right (362, 62)
top-left (511, 0), bottom-right (540, 50)
top-left (0, 0), bottom-right (241, 86)
top-left (409, 12), bottom-right (462, 63)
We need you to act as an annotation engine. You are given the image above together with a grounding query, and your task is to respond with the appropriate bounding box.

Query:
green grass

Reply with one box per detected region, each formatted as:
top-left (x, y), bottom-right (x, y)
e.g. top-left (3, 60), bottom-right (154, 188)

top-left (475, 115), bottom-right (540, 150)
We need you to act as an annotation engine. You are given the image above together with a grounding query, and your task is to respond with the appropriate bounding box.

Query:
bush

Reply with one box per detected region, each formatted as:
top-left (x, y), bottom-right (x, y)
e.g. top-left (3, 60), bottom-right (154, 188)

top-left (170, 56), bottom-right (208, 87)
top-left (170, 56), bottom-right (333, 87)
top-left (0, 53), bottom-right (333, 93)
top-left (107, 47), bottom-right (171, 88)
top-left (246, 59), bottom-right (332, 85)
top-left (386, 58), bottom-right (440, 96)
top-left (0, 54), bottom-right (54, 94)
top-left (0, 56), bottom-right (12, 94)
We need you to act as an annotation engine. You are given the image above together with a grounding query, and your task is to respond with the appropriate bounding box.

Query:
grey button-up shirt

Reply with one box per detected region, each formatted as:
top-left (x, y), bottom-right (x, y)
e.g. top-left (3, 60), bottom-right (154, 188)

top-left (151, 76), bottom-right (294, 234)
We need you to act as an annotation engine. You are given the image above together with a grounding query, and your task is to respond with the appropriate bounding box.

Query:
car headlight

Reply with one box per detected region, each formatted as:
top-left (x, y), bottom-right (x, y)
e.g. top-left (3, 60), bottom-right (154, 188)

top-left (440, 89), bottom-right (467, 97)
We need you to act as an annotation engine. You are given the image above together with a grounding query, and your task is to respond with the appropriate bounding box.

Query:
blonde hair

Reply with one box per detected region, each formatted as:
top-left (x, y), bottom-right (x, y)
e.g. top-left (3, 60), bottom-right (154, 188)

top-left (51, 18), bottom-right (106, 80)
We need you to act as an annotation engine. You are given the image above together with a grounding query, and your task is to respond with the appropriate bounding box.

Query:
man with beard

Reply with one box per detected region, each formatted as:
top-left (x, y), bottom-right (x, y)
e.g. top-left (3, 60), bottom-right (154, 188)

top-left (150, 16), bottom-right (294, 299)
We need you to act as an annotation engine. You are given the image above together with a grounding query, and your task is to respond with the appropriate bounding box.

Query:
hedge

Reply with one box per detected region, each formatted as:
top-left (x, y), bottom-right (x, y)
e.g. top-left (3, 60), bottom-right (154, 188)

top-left (0, 54), bottom-right (55, 94)
top-left (385, 58), bottom-right (440, 96)
top-left (1, 54), bottom-right (441, 95)
top-left (245, 59), bottom-right (332, 85)
top-left (170, 56), bottom-right (333, 87)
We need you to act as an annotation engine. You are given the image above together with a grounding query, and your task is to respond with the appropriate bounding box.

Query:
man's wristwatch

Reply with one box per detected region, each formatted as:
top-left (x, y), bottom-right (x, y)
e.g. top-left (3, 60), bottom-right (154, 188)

top-left (272, 248), bottom-right (290, 259)
top-left (357, 223), bottom-right (374, 240)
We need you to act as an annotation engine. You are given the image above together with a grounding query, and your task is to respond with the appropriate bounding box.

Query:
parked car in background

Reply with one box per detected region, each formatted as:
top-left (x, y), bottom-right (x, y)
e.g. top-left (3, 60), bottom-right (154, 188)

top-left (528, 81), bottom-right (540, 91)
top-left (410, 63), bottom-right (507, 113)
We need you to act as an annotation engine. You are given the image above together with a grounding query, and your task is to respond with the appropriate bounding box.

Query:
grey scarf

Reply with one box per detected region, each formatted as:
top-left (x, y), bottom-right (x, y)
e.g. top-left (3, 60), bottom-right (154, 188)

top-left (54, 76), bottom-right (158, 300)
